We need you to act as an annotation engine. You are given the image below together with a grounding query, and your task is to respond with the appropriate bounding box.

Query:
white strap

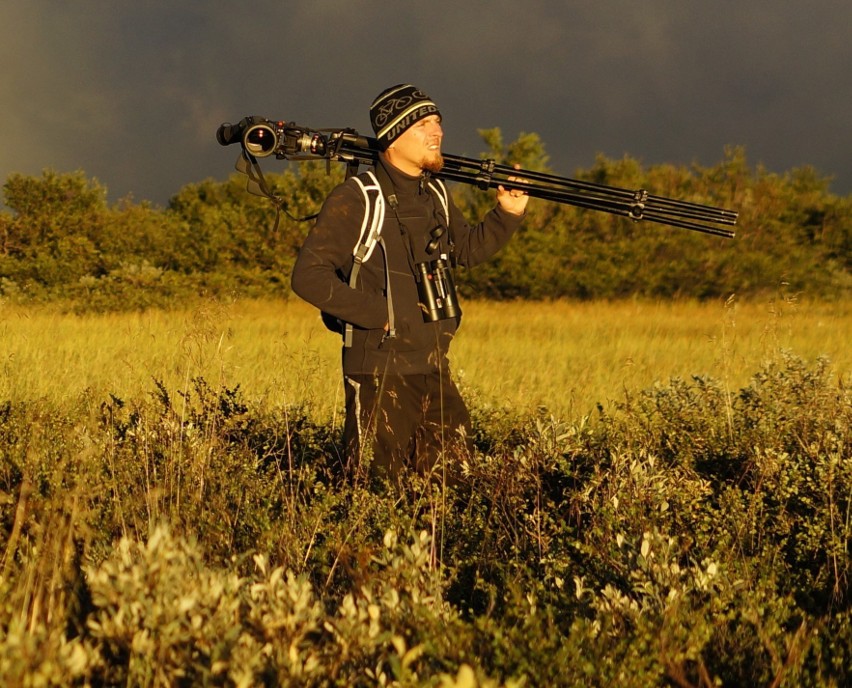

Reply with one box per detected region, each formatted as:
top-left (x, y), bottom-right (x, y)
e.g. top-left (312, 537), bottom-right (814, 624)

top-left (351, 171), bottom-right (386, 264)
top-left (344, 172), bottom-right (390, 348)
top-left (427, 178), bottom-right (449, 224)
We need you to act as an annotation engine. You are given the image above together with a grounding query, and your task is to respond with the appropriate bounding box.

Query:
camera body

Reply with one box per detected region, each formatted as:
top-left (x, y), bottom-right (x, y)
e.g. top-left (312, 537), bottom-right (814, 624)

top-left (416, 256), bottom-right (459, 322)
top-left (216, 116), bottom-right (328, 159)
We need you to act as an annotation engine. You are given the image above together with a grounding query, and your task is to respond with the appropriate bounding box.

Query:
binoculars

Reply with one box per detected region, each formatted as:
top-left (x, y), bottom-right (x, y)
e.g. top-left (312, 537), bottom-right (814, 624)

top-left (416, 257), bottom-right (459, 322)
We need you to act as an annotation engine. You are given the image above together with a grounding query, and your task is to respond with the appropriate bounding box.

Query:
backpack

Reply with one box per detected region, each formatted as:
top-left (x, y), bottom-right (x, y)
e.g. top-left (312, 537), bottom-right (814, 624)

top-left (330, 169), bottom-right (449, 347)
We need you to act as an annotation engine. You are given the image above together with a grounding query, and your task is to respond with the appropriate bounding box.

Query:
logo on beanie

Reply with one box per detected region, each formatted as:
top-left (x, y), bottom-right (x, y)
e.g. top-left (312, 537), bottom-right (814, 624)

top-left (370, 84), bottom-right (440, 148)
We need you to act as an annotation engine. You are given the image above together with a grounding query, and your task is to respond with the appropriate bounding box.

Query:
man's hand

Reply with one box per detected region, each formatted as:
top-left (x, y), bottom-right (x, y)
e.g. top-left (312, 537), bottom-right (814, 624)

top-left (496, 164), bottom-right (529, 216)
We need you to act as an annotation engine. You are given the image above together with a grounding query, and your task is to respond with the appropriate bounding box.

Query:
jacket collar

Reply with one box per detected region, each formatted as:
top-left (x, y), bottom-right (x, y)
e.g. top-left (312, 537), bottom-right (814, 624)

top-left (379, 156), bottom-right (430, 196)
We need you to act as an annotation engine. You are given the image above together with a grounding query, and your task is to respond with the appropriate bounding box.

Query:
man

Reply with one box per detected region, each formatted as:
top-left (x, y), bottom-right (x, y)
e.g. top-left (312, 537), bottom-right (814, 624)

top-left (291, 84), bottom-right (528, 485)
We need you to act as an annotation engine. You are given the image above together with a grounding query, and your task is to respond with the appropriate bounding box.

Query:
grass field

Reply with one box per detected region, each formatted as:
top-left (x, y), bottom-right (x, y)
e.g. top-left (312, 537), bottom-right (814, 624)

top-left (2, 295), bottom-right (849, 419)
top-left (3, 295), bottom-right (851, 685)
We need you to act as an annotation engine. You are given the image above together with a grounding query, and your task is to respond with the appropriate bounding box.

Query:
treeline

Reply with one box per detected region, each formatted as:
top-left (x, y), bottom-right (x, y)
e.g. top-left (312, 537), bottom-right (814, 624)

top-left (1, 130), bottom-right (849, 311)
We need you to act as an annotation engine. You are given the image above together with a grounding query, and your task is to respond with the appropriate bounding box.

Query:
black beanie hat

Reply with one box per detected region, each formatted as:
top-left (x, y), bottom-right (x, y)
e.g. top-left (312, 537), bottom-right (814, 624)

top-left (370, 84), bottom-right (440, 150)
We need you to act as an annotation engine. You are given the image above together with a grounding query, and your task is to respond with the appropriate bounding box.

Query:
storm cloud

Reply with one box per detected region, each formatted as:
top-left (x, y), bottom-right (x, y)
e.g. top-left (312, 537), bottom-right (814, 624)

top-left (2, 1), bottom-right (850, 206)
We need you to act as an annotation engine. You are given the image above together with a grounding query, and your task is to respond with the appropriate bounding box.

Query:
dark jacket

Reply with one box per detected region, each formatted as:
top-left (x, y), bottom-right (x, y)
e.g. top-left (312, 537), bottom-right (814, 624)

top-left (291, 158), bottom-right (523, 375)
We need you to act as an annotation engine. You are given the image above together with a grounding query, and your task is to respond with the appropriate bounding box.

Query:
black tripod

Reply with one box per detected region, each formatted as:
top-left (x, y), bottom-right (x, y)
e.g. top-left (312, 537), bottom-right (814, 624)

top-left (217, 116), bottom-right (738, 238)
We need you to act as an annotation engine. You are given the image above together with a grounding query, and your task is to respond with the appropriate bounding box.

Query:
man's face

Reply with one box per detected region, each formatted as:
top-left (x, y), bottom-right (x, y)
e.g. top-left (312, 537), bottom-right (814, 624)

top-left (387, 114), bottom-right (444, 175)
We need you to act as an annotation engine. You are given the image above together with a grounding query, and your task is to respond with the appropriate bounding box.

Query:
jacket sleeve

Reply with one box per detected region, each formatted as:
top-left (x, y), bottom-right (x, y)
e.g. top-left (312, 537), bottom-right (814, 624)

top-left (290, 180), bottom-right (389, 329)
top-left (448, 198), bottom-right (524, 269)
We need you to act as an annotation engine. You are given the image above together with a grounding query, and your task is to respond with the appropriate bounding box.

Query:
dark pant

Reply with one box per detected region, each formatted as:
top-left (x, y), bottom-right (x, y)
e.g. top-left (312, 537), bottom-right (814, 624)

top-left (343, 370), bottom-right (472, 484)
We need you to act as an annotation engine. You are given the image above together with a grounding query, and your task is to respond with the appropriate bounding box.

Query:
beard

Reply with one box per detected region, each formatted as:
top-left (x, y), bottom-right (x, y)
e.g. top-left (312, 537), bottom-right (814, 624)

top-left (422, 151), bottom-right (444, 173)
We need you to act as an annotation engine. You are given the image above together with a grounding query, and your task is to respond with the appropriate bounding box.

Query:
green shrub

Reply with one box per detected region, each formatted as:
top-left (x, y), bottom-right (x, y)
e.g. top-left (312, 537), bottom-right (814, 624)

top-left (1, 354), bottom-right (851, 685)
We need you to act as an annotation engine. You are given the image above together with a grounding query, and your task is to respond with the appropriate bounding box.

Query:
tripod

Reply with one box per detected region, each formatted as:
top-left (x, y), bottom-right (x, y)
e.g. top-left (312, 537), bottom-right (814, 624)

top-left (217, 116), bottom-right (738, 238)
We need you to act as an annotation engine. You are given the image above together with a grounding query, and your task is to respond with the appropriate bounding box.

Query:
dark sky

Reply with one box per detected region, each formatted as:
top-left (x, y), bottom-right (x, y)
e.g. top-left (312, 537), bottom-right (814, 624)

top-left (2, 1), bottom-right (850, 208)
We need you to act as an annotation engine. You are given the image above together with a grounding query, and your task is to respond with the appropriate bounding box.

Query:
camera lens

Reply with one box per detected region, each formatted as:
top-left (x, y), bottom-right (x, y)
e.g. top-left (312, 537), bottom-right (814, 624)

top-left (243, 124), bottom-right (277, 157)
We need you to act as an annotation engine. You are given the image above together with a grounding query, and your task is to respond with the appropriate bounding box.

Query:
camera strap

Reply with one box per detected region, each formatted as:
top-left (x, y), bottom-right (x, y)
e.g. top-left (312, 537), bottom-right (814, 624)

top-left (235, 149), bottom-right (323, 228)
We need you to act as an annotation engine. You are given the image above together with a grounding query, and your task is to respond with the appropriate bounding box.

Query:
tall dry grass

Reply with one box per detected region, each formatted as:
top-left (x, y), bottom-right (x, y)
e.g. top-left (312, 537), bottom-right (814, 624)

top-left (454, 295), bottom-right (851, 417)
top-left (1, 295), bottom-right (849, 420)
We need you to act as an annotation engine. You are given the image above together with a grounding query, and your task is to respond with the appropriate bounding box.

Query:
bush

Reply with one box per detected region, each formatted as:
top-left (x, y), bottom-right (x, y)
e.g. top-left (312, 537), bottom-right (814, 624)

top-left (1, 354), bottom-right (851, 685)
top-left (4, 142), bottom-right (851, 310)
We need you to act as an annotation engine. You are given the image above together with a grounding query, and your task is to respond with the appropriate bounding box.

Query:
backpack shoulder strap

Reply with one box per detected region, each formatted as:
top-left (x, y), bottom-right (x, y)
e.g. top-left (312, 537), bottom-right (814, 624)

top-left (342, 170), bottom-right (394, 348)
top-left (426, 177), bottom-right (449, 225)
top-left (349, 170), bottom-right (386, 269)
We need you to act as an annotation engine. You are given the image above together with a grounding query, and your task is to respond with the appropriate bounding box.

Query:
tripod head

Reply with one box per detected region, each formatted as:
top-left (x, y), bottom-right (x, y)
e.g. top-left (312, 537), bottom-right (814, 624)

top-left (216, 116), bottom-right (737, 238)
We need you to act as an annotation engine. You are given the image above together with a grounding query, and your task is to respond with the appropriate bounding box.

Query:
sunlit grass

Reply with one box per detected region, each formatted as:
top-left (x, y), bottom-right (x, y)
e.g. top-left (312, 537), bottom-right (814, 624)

top-left (2, 296), bottom-right (849, 421)
top-left (0, 299), bottom-right (332, 418)
top-left (454, 296), bottom-right (851, 417)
